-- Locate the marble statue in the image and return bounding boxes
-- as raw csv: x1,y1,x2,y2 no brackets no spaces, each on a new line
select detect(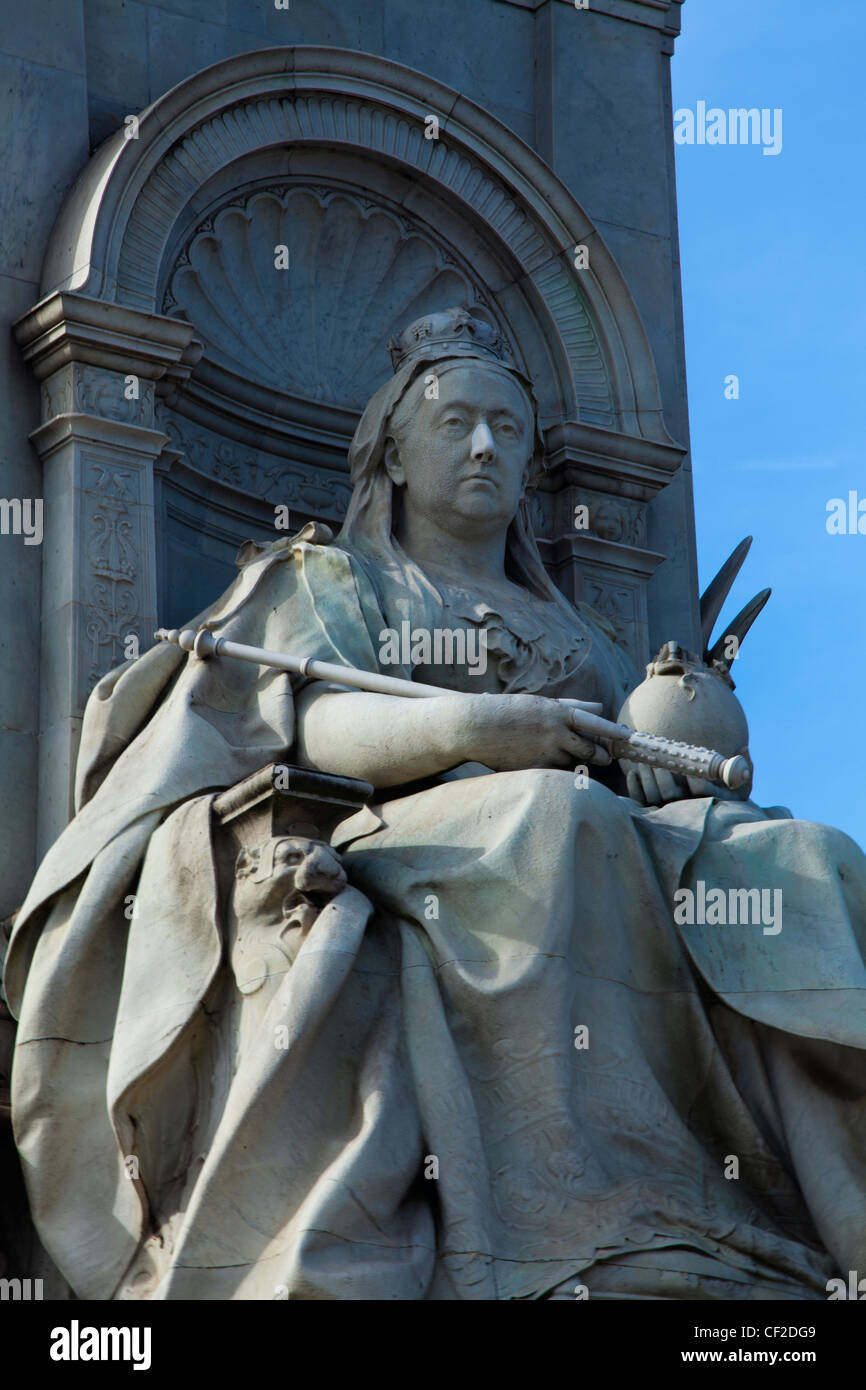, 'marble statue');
5,308,866,1301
